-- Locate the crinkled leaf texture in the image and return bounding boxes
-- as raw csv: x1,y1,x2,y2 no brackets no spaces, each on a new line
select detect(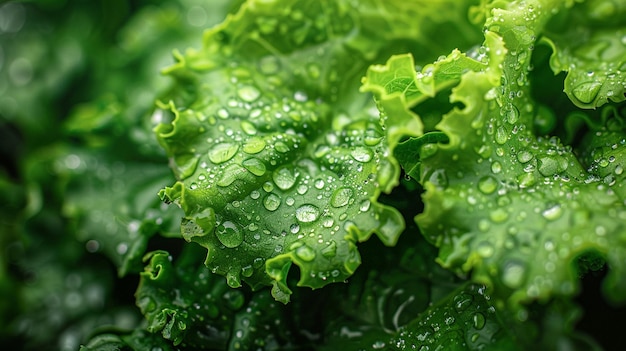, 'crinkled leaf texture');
541,0,626,108
155,0,482,303
136,245,292,349
363,0,626,314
